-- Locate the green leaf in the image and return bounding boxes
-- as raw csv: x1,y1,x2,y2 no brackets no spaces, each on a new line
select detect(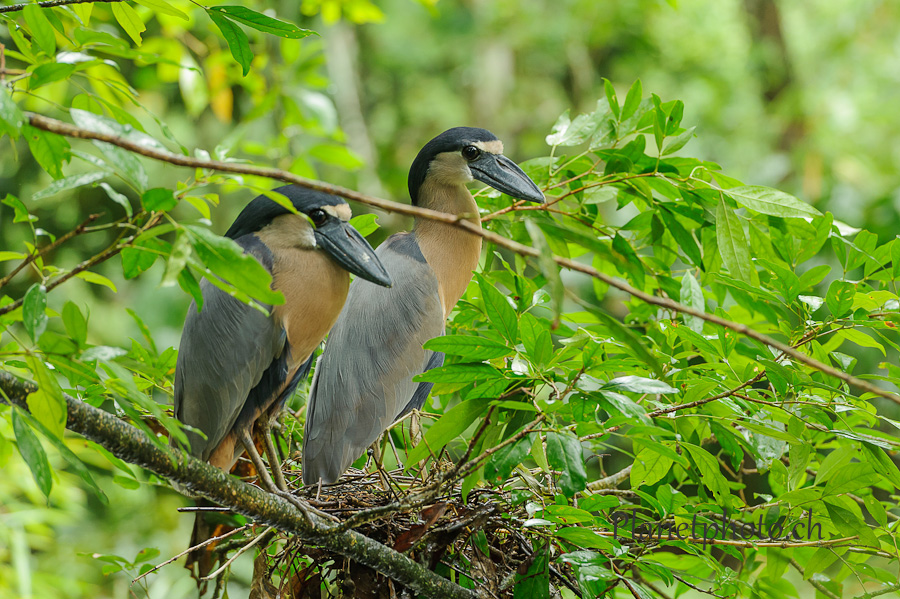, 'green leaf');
526,220,564,318
75,271,117,292
519,312,552,367
683,443,729,500
2,194,38,223
477,274,518,343
0,86,25,140
725,185,821,218
26,356,66,439
184,225,283,305
555,528,615,551
404,399,490,466
603,79,619,119
348,213,379,237
23,284,48,341
24,125,71,179
208,9,253,76
860,442,900,489
414,363,504,385
212,6,315,39
23,4,56,55
826,280,855,318
658,206,703,267
631,447,673,487
679,271,704,333
546,432,587,497
111,2,146,45
32,172,106,201
141,188,177,211
716,195,757,285
12,408,53,498
593,310,662,376
178,269,204,309
133,0,189,20
485,432,534,484
17,407,106,503
621,79,643,121
823,462,878,496
838,328,885,356
661,126,695,156
604,376,677,395
824,500,878,547
121,242,159,280
62,301,88,347
28,63,77,90
423,335,513,360
514,544,550,599
99,183,133,216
